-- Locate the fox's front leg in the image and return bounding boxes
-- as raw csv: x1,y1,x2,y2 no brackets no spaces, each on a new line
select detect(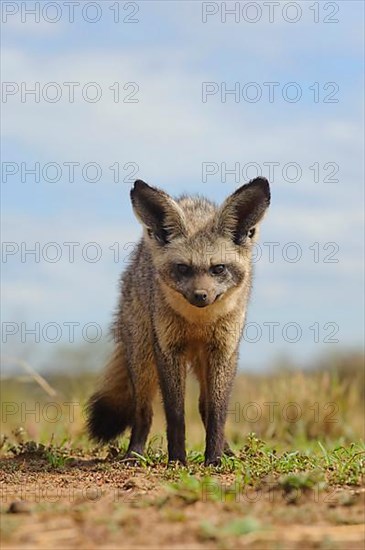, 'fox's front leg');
155,346,187,465
205,350,238,466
